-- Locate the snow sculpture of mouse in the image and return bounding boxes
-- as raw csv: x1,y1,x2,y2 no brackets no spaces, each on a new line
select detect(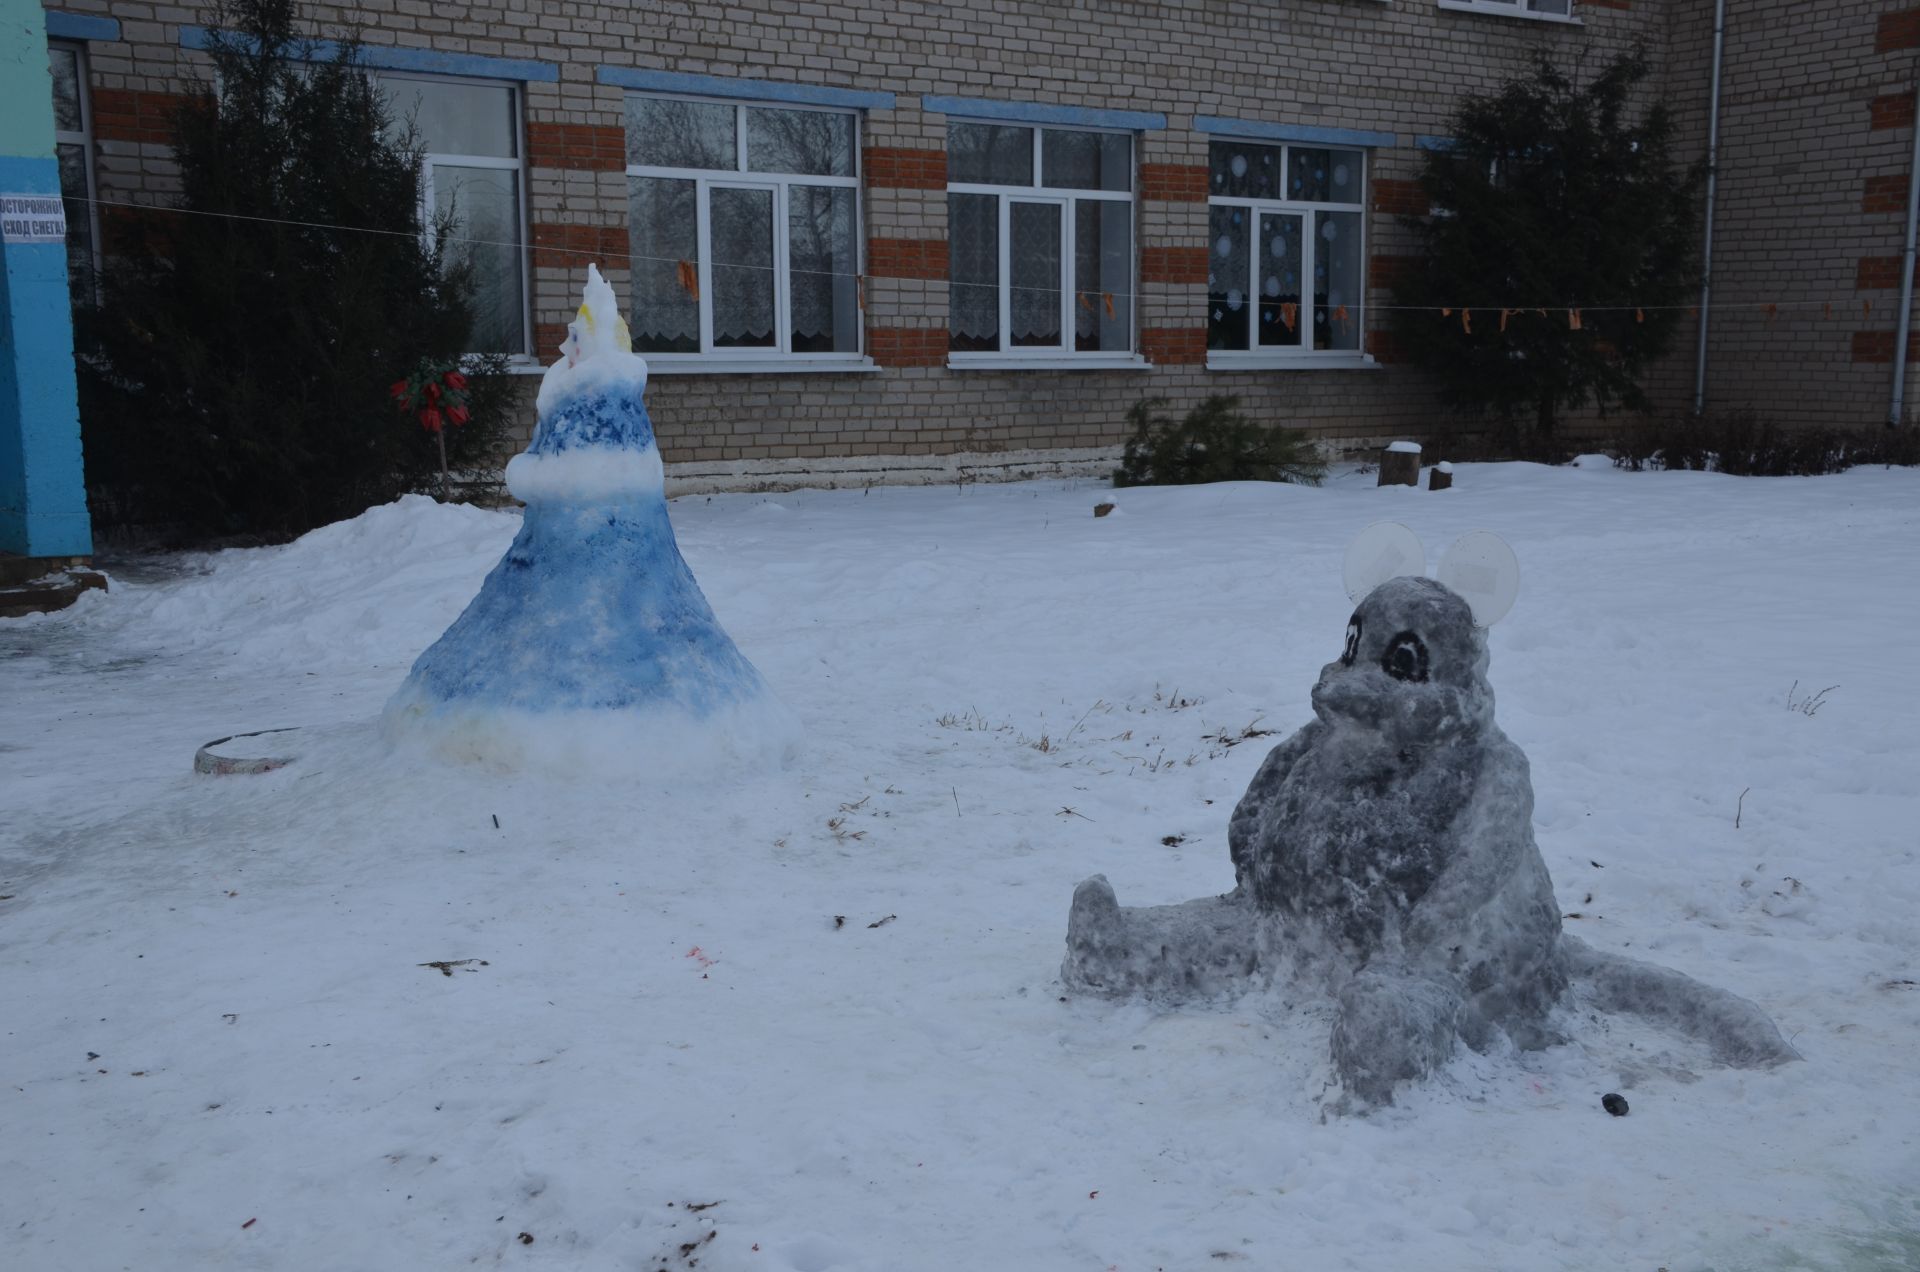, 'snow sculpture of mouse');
1063,525,1797,1106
